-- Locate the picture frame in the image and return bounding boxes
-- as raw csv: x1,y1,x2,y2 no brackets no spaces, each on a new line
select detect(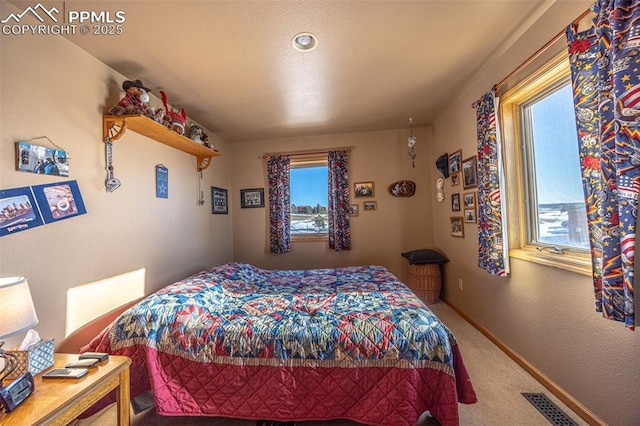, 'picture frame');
450,172,460,186
450,216,464,238
363,201,377,211
0,186,44,237
464,208,477,223
31,180,87,224
462,156,478,189
240,188,264,208
354,181,375,198
15,141,69,177
349,204,359,217
463,192,476,209
449,150,462,175
451,193,461,212
211,187,228,214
